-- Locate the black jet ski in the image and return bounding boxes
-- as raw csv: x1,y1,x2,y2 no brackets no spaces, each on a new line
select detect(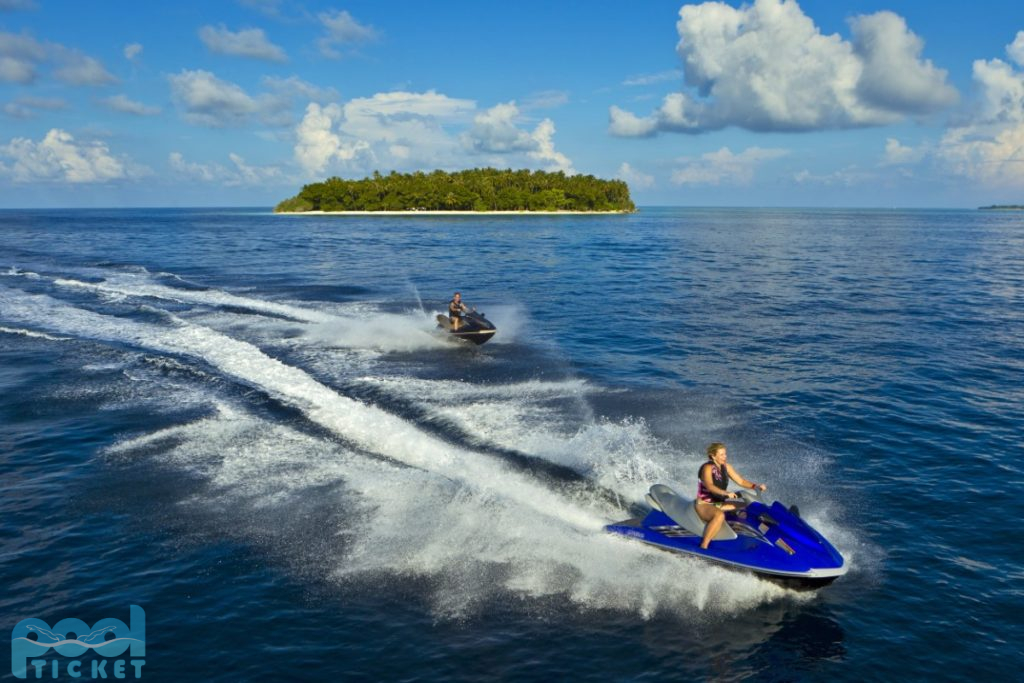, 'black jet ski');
435,309,497,345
